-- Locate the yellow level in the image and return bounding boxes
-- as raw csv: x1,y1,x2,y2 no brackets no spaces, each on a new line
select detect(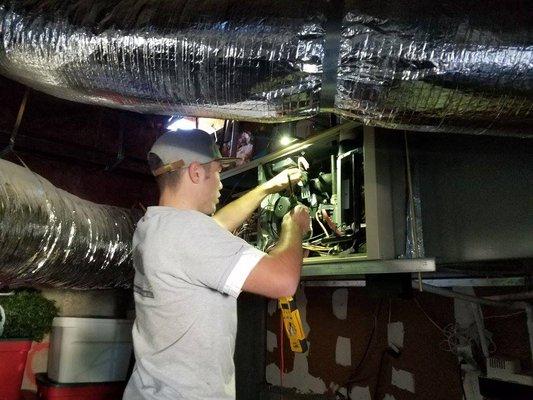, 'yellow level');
278,296,308,353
